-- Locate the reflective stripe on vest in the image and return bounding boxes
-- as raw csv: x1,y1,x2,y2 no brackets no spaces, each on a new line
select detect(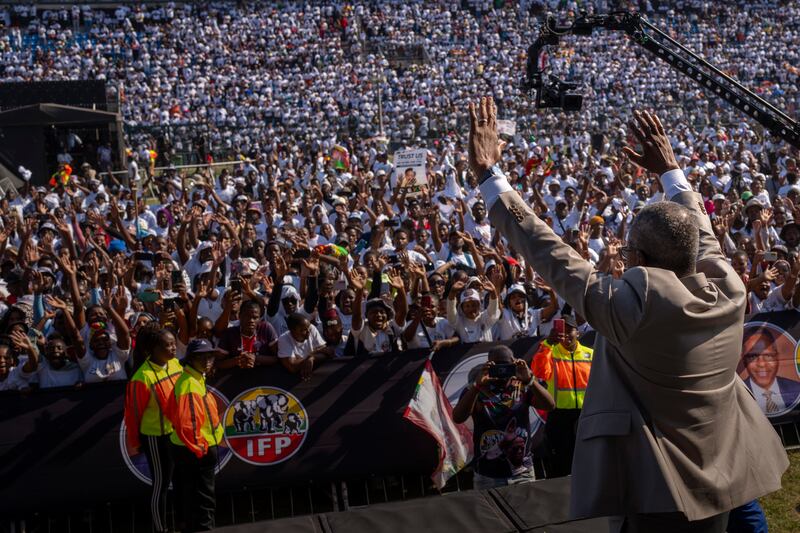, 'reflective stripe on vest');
170,366,223,448
130,358,182,436
545,342,593,410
